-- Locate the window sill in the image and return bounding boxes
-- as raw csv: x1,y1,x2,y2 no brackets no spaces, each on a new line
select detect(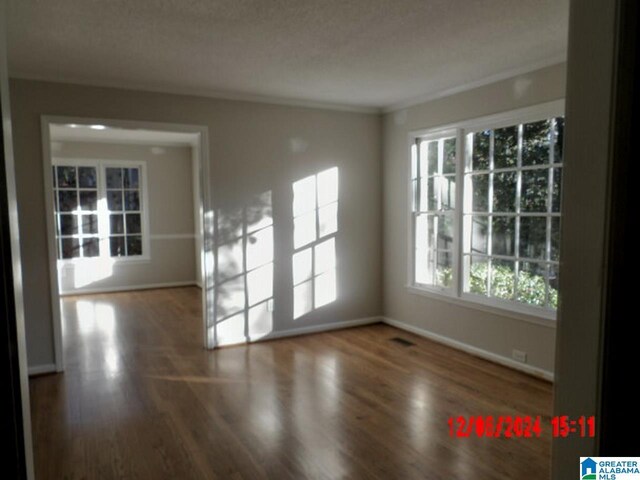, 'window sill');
406,284,557,327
